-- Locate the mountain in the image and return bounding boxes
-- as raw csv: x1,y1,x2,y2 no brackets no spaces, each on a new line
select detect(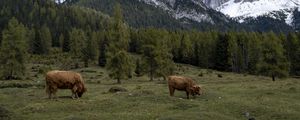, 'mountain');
140,0,228,24
61,0,296,32
293,9,300,31
69,0,240,31
202,0,229,9
203,0,300,25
